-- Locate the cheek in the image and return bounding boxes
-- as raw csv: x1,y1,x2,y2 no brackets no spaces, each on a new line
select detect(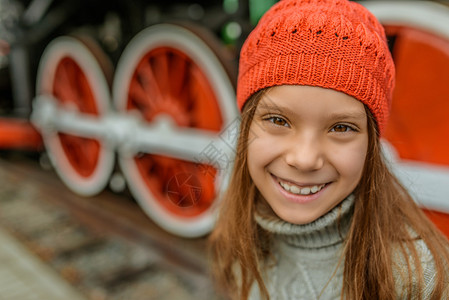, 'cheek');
246,124,279,176
330,139,368,181
247,126,266,172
